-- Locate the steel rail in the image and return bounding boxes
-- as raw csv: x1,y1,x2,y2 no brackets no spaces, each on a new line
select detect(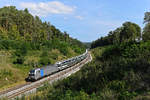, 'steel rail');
0,52,92,99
